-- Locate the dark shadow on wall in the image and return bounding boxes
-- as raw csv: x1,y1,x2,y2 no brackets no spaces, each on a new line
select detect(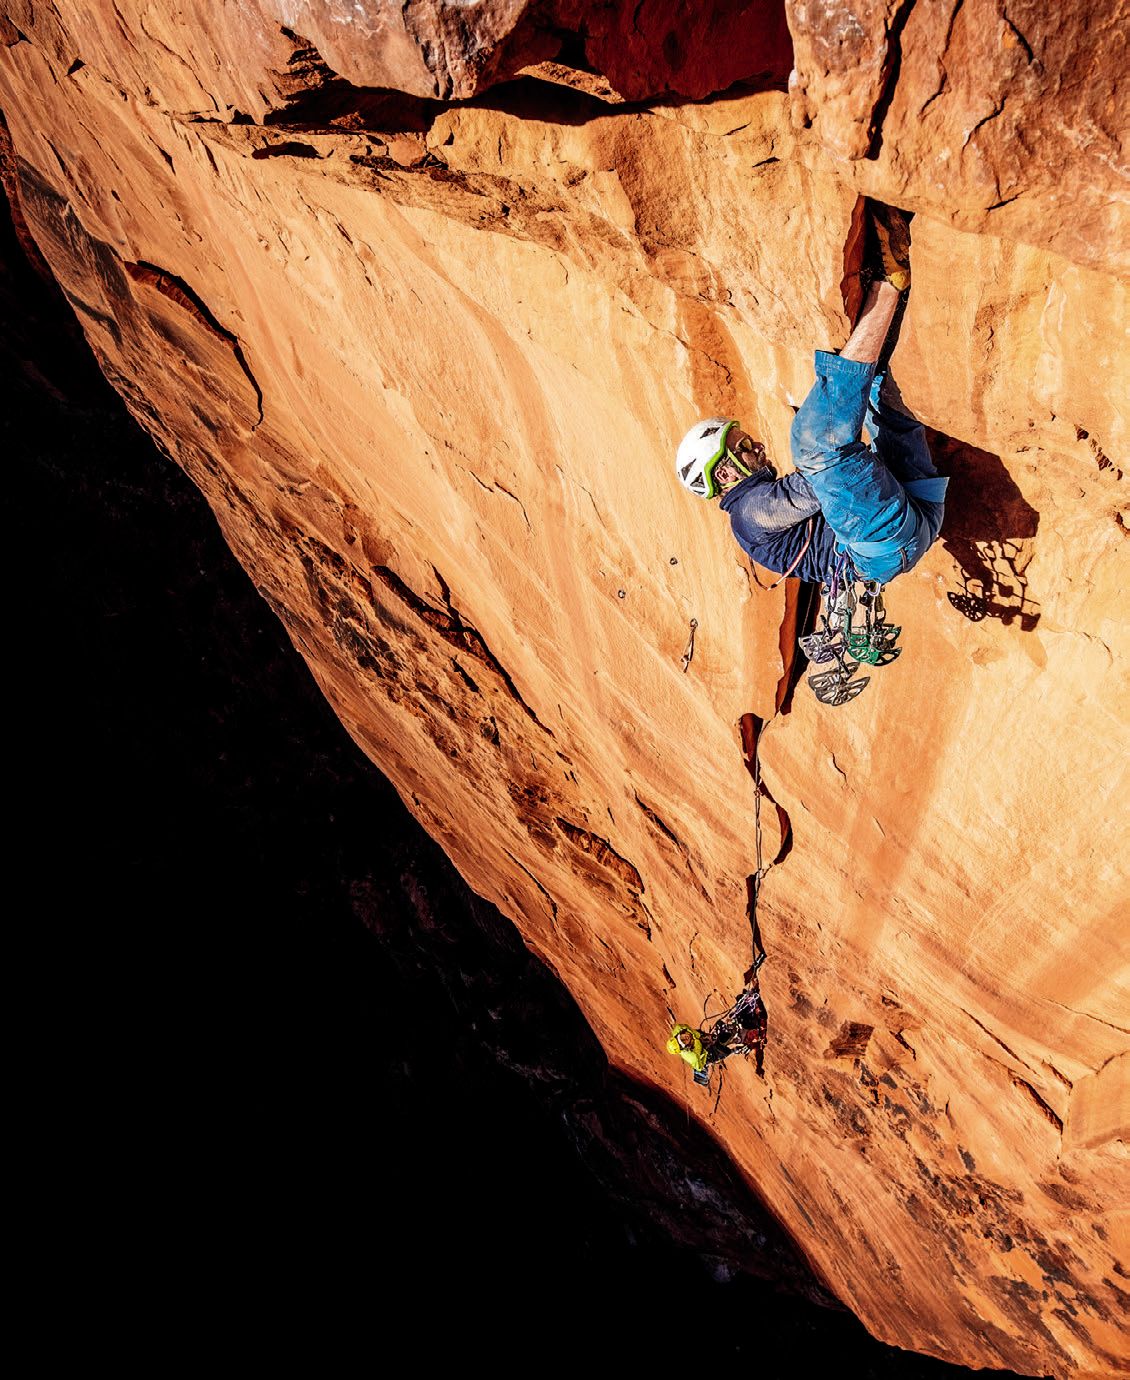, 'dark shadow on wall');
263,67,789,140
535,0,795,104
262,3,793,135
0,166,821,1364
927,429,1042,633
776,578,824,715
